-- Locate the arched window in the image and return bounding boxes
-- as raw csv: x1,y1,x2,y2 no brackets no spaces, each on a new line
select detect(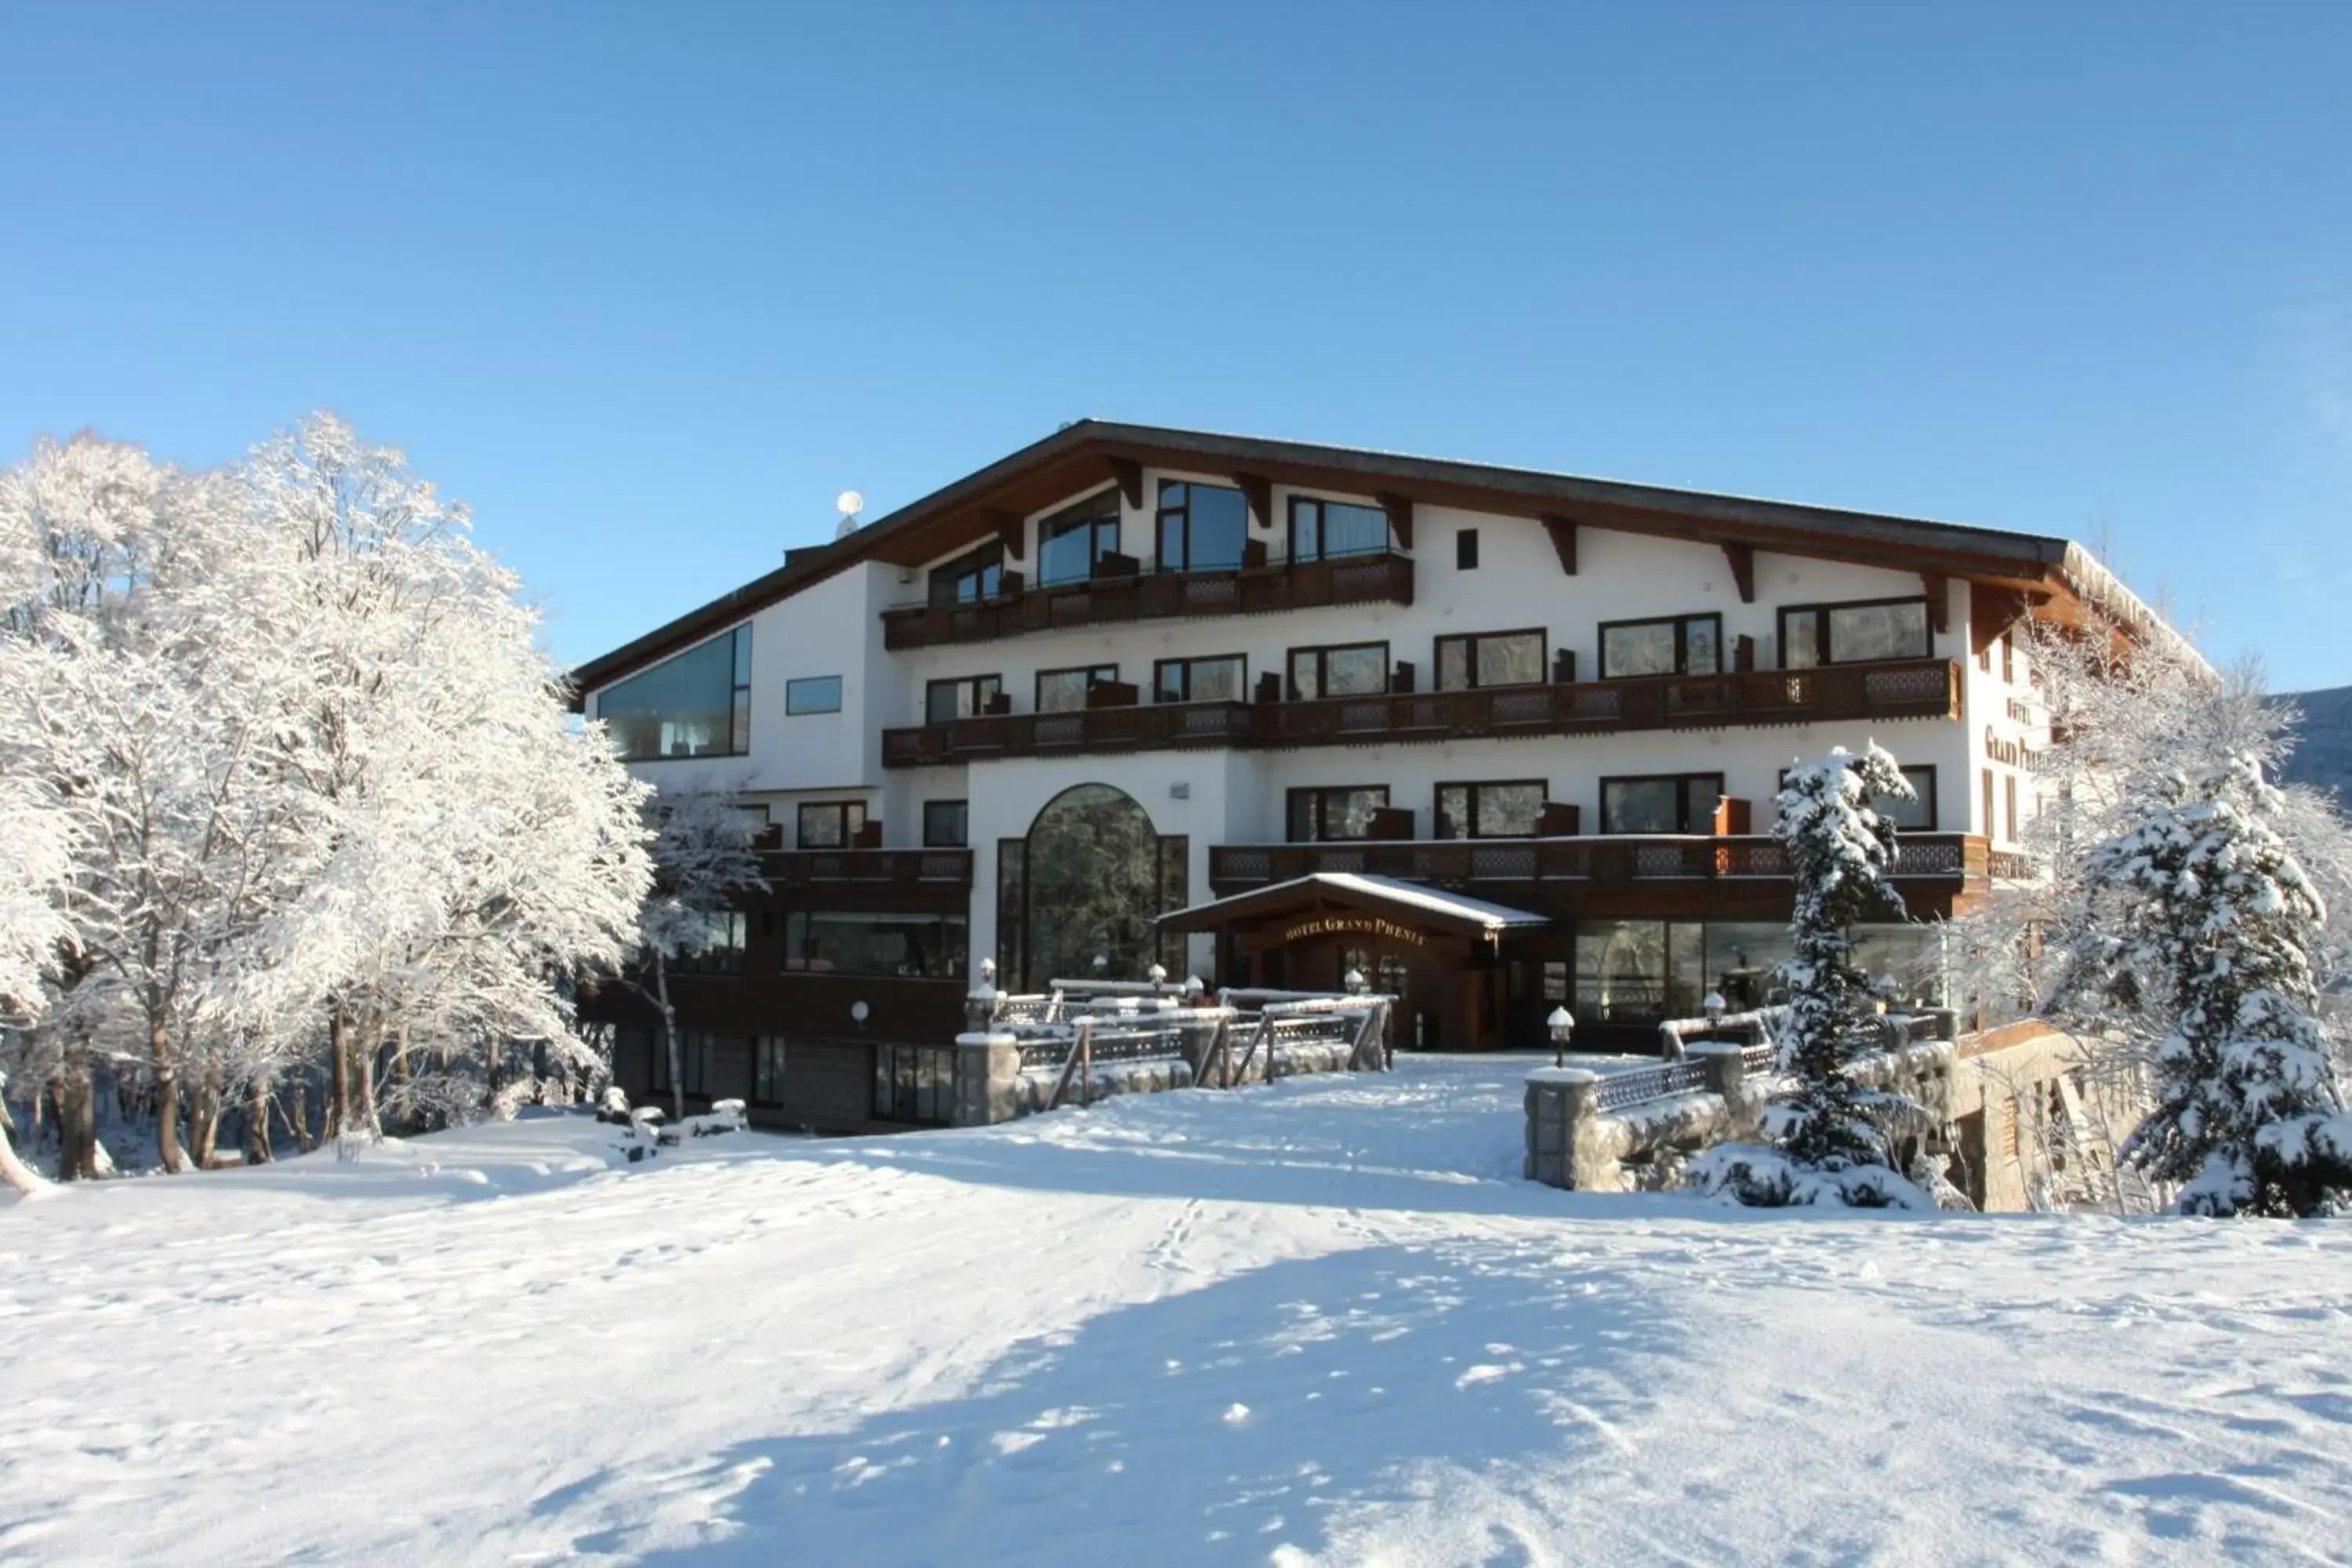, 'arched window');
997,784,1187,989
